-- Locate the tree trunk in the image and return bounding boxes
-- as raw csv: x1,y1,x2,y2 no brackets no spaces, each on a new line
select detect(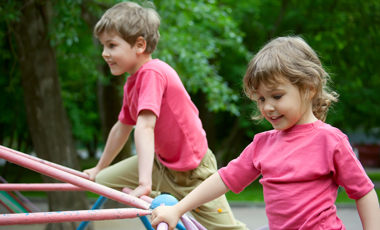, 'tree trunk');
12,1,91,229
